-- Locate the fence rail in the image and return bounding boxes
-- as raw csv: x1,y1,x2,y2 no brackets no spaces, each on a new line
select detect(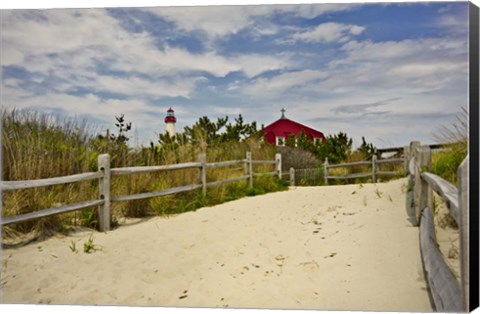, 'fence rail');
405,141,469,312
324,155,404,185
0,171,103,191
1,152,282,231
